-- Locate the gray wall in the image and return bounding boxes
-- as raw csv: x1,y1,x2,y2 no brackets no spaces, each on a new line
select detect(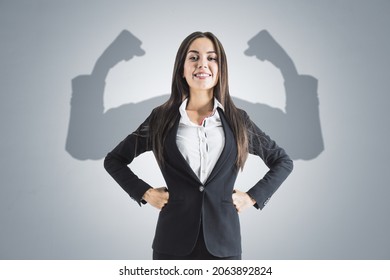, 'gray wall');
1,0,389,259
